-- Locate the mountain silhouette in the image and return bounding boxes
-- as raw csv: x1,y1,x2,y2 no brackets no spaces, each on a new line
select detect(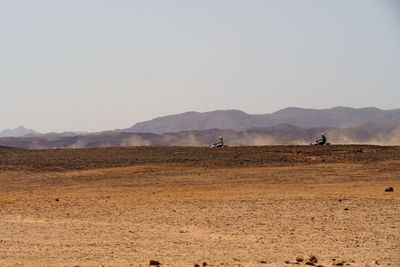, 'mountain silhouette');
2,107,400,148
0,126,39,138
126,107,400,134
